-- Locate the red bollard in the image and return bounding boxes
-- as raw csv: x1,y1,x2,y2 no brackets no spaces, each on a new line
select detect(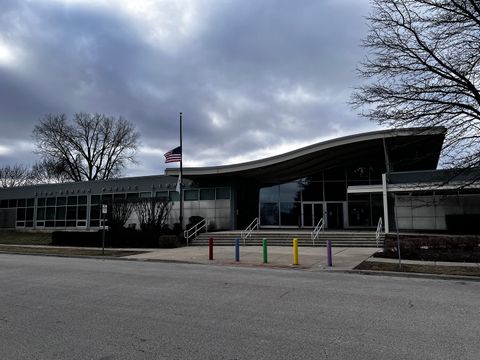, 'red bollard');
208,237,214,260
